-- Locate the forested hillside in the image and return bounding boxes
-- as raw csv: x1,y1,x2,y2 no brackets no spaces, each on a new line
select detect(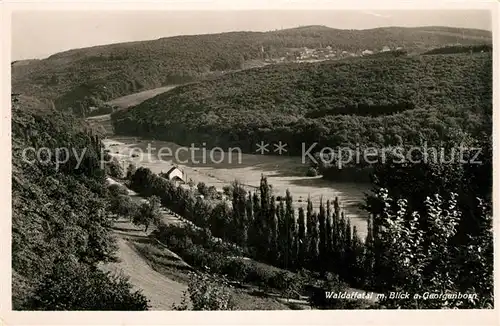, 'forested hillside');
112,52,492,154
12,26,491,116
12,95,149,310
